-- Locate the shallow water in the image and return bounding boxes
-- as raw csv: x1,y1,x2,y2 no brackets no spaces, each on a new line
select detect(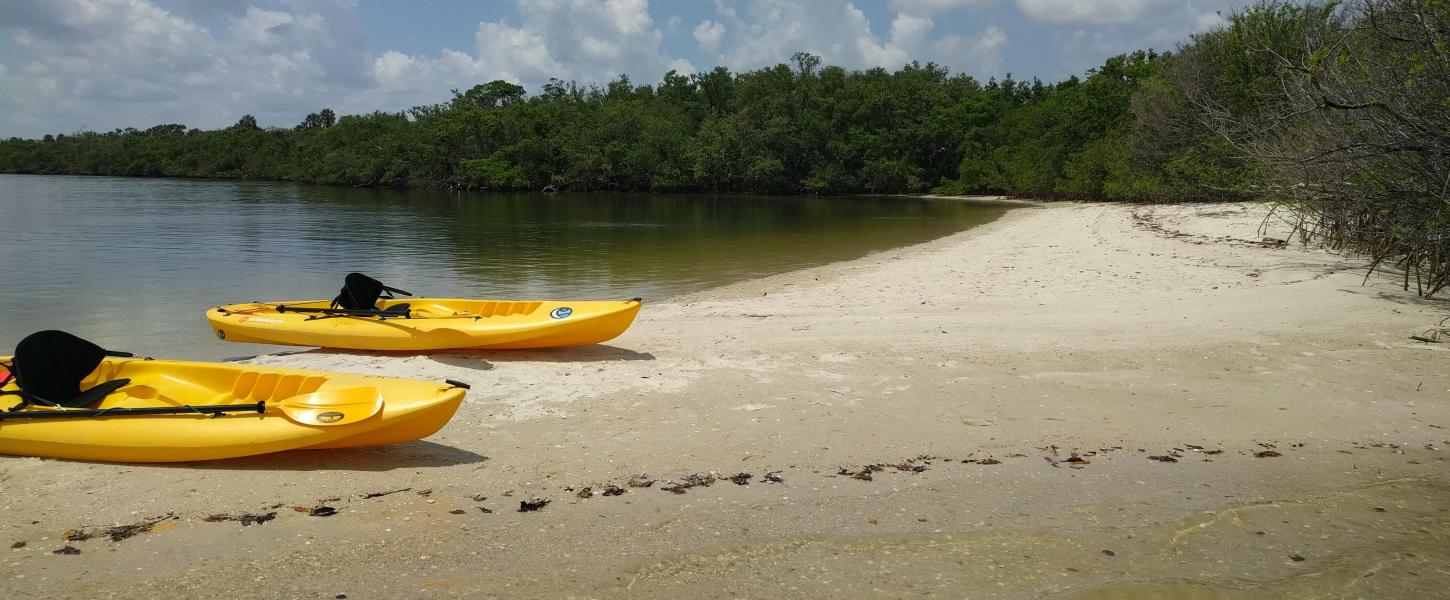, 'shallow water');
0,174,1005,359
